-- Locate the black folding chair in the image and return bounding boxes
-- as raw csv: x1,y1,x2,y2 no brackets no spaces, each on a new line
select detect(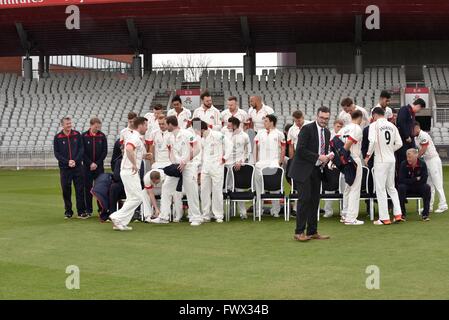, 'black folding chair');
258,167,286,222
318,169,343,221
227,164,256,222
